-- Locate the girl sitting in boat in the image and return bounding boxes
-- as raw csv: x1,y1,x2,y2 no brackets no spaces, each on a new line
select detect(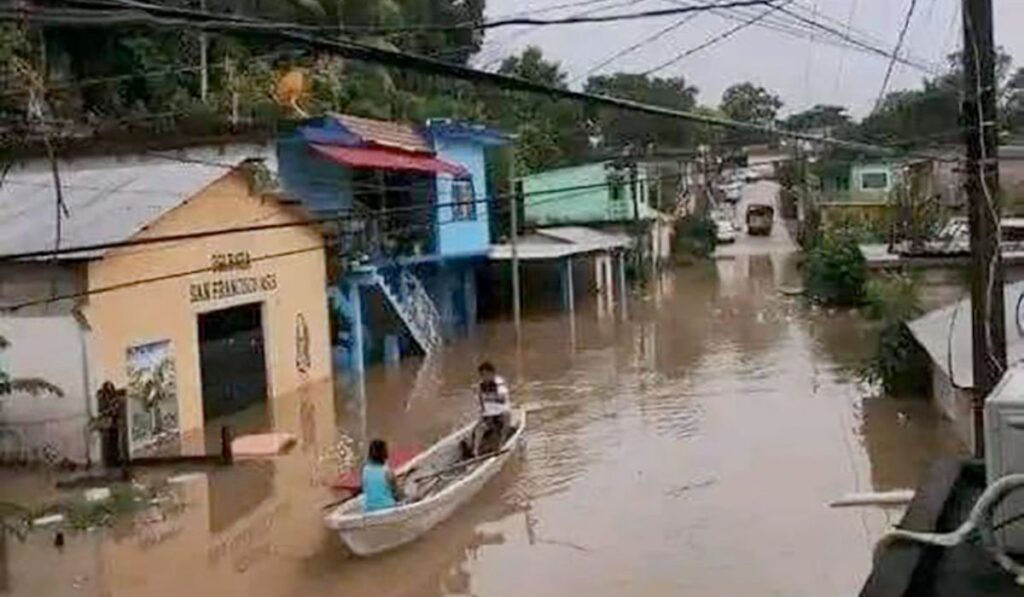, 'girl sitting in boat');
363,439,405,512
